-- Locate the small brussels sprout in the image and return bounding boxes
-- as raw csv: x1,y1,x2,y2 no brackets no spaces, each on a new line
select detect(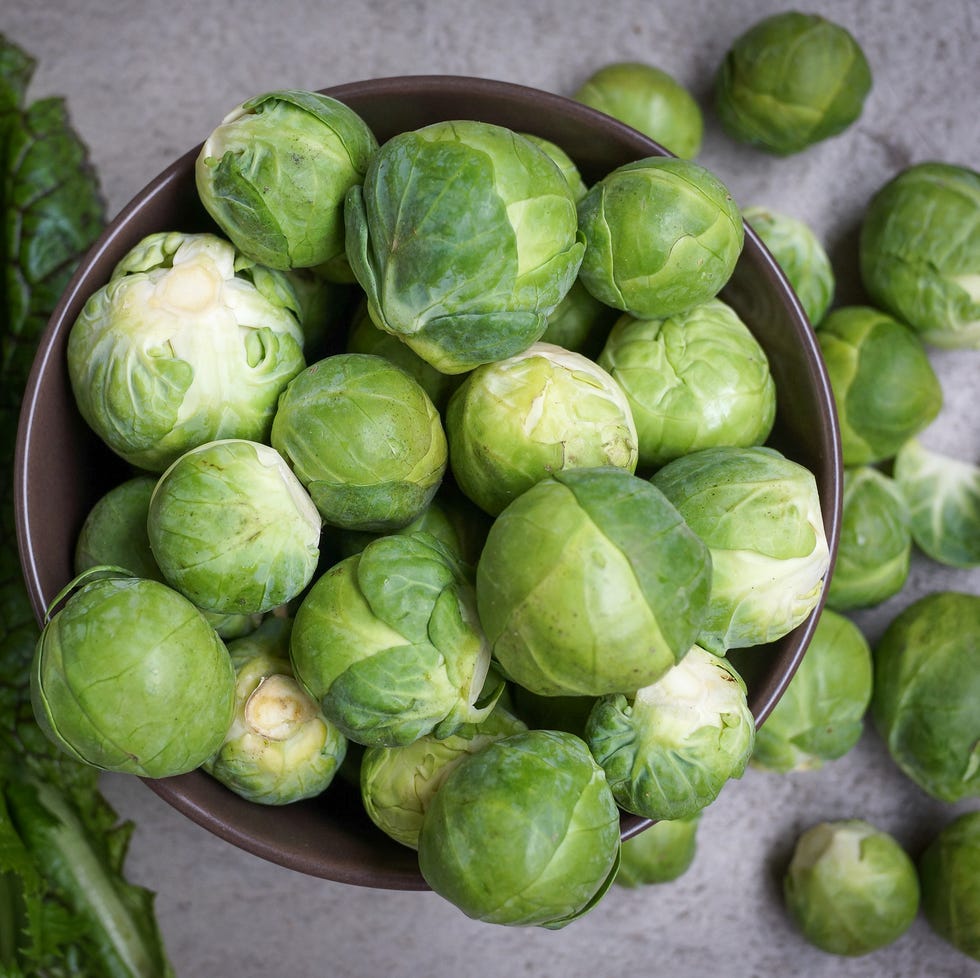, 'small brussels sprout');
919,811,980,962
539,278,618,359
826,466,911,611
345,120,585,374
871,591,980,802
577,157,743,320
30,571,236,777
271,353,447,532
651,446,830,654
714,12,872,156
894,439,980,569
476,467,711,697
616,815,701,888
67,232,306,472
446,342,639,516
195,89,378,273
597,299,776,468
147,439,322,616
859,162,980,349
742,206,835,324
417,729,621,929
573,61,704,159
751,609,872,773
521,134,589,201
783,820,920,956
817,306,942,466
586,646,755,821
